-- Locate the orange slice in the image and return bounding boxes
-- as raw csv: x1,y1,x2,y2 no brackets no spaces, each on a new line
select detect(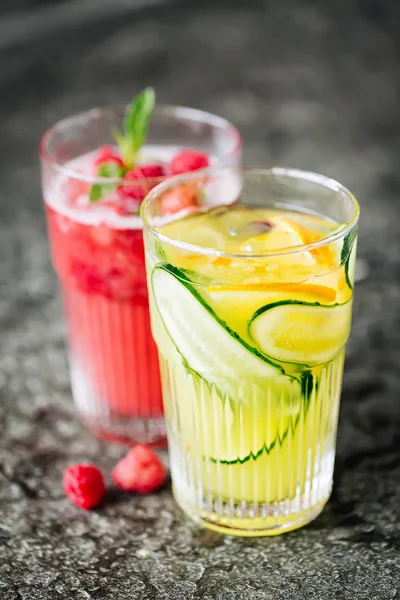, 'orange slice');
208,282,337,302
286,221,335,267
212,257,232,267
